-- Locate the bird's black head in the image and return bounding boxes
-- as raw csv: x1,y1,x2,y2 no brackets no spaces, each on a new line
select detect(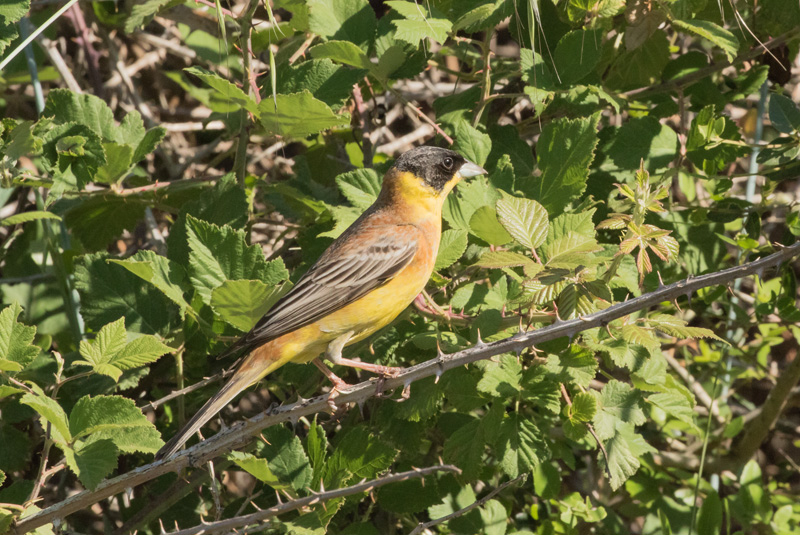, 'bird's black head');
392,146,486,191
